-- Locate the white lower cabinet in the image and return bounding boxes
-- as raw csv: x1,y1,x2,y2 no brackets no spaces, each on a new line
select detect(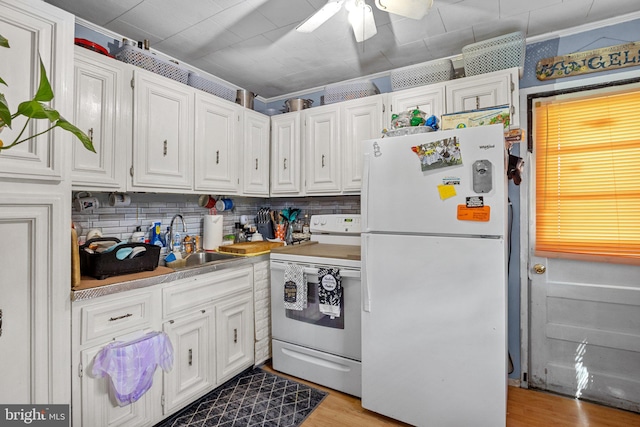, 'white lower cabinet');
72,265,255,427
80,344,158,427
216,293,254,384
163,308,215,414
